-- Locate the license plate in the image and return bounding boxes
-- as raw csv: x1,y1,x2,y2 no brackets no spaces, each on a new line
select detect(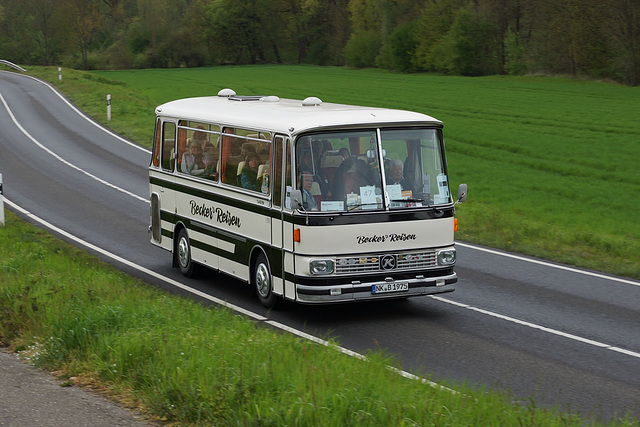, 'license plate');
372,282,409,294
